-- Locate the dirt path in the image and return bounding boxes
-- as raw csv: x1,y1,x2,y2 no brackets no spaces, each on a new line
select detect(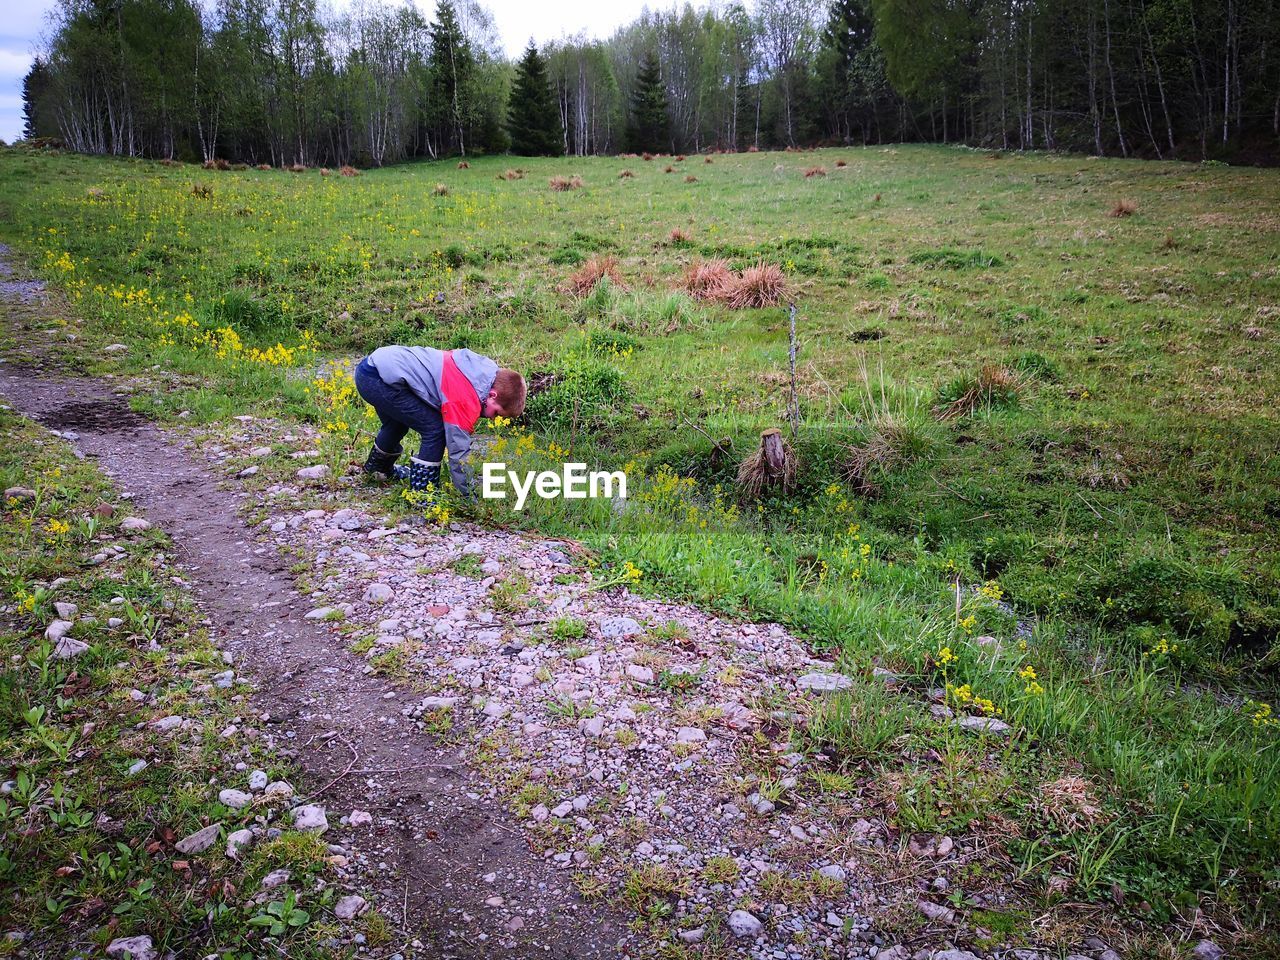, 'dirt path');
0,254,628,959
